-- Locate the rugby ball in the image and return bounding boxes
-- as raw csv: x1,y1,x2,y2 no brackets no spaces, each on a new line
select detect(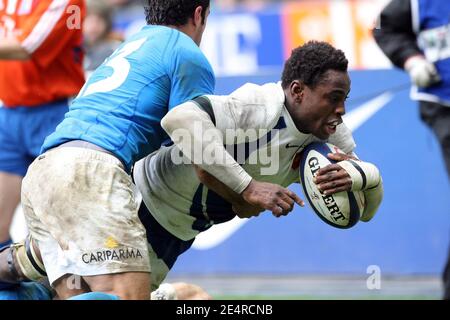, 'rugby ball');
299,142,364,229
